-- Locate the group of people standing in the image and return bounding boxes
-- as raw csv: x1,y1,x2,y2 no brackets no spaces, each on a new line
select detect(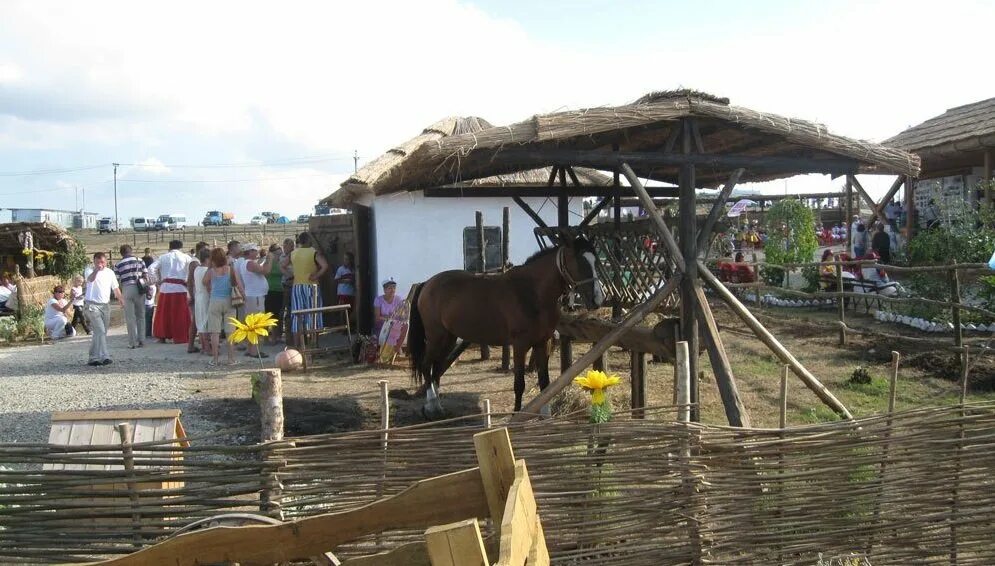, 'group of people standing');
849,215,901,264
44,231,345,368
